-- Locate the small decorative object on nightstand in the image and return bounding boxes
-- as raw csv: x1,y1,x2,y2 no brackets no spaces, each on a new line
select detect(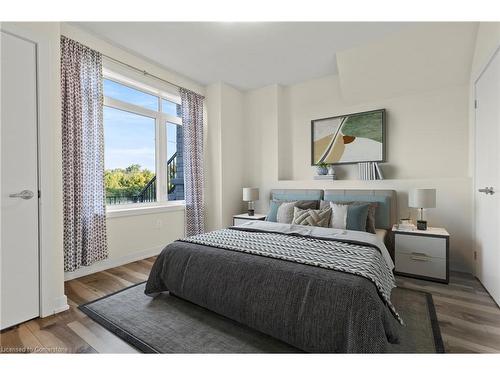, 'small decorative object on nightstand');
393,225,449,284
233,213,266,226
398,218,415,231
242,187,259,216
409,188,436,230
